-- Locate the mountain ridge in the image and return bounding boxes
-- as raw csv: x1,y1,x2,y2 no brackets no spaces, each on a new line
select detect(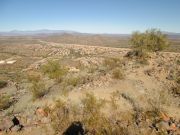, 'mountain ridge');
0,30,180,38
